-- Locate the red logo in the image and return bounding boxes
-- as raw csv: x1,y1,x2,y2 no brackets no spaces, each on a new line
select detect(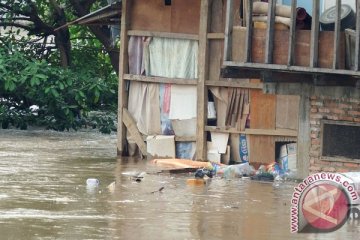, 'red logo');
301,183,350,232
